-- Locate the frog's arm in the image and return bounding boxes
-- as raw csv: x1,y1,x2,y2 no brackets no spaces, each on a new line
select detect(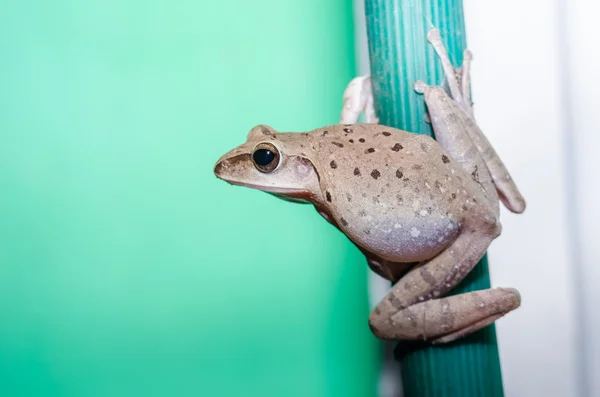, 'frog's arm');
462,117,526,213
426,28,526,214
340,75,378,124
